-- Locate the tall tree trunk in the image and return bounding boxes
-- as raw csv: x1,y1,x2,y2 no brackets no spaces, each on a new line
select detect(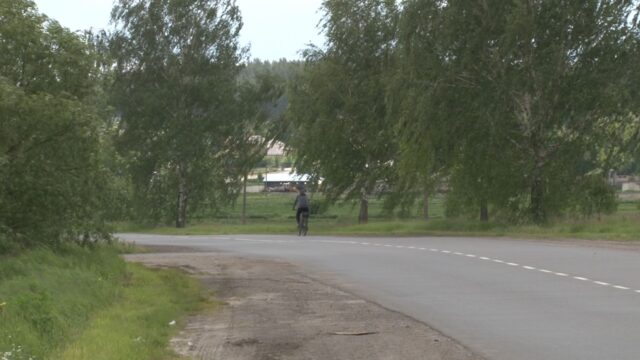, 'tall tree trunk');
176,165,188,228
242,173,248,225
423,190,430,221
358,195,369,224
530,172,546,224
480,198,489,222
